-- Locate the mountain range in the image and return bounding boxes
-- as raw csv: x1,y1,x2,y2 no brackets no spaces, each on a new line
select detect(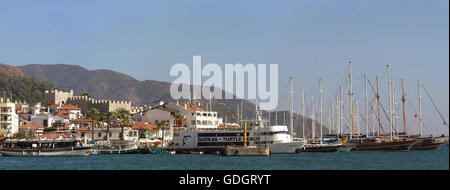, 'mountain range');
0,63,327,137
